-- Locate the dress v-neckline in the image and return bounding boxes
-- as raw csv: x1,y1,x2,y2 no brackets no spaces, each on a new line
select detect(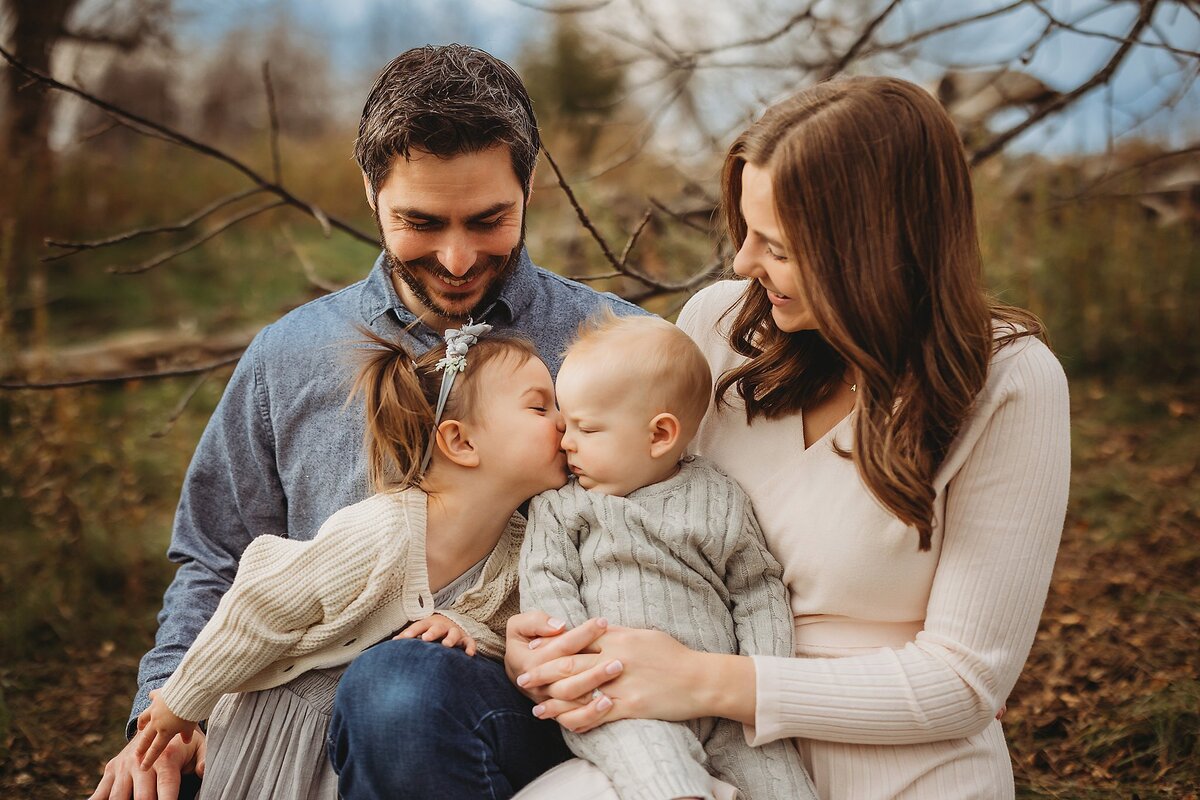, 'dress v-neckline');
800,409,853,452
